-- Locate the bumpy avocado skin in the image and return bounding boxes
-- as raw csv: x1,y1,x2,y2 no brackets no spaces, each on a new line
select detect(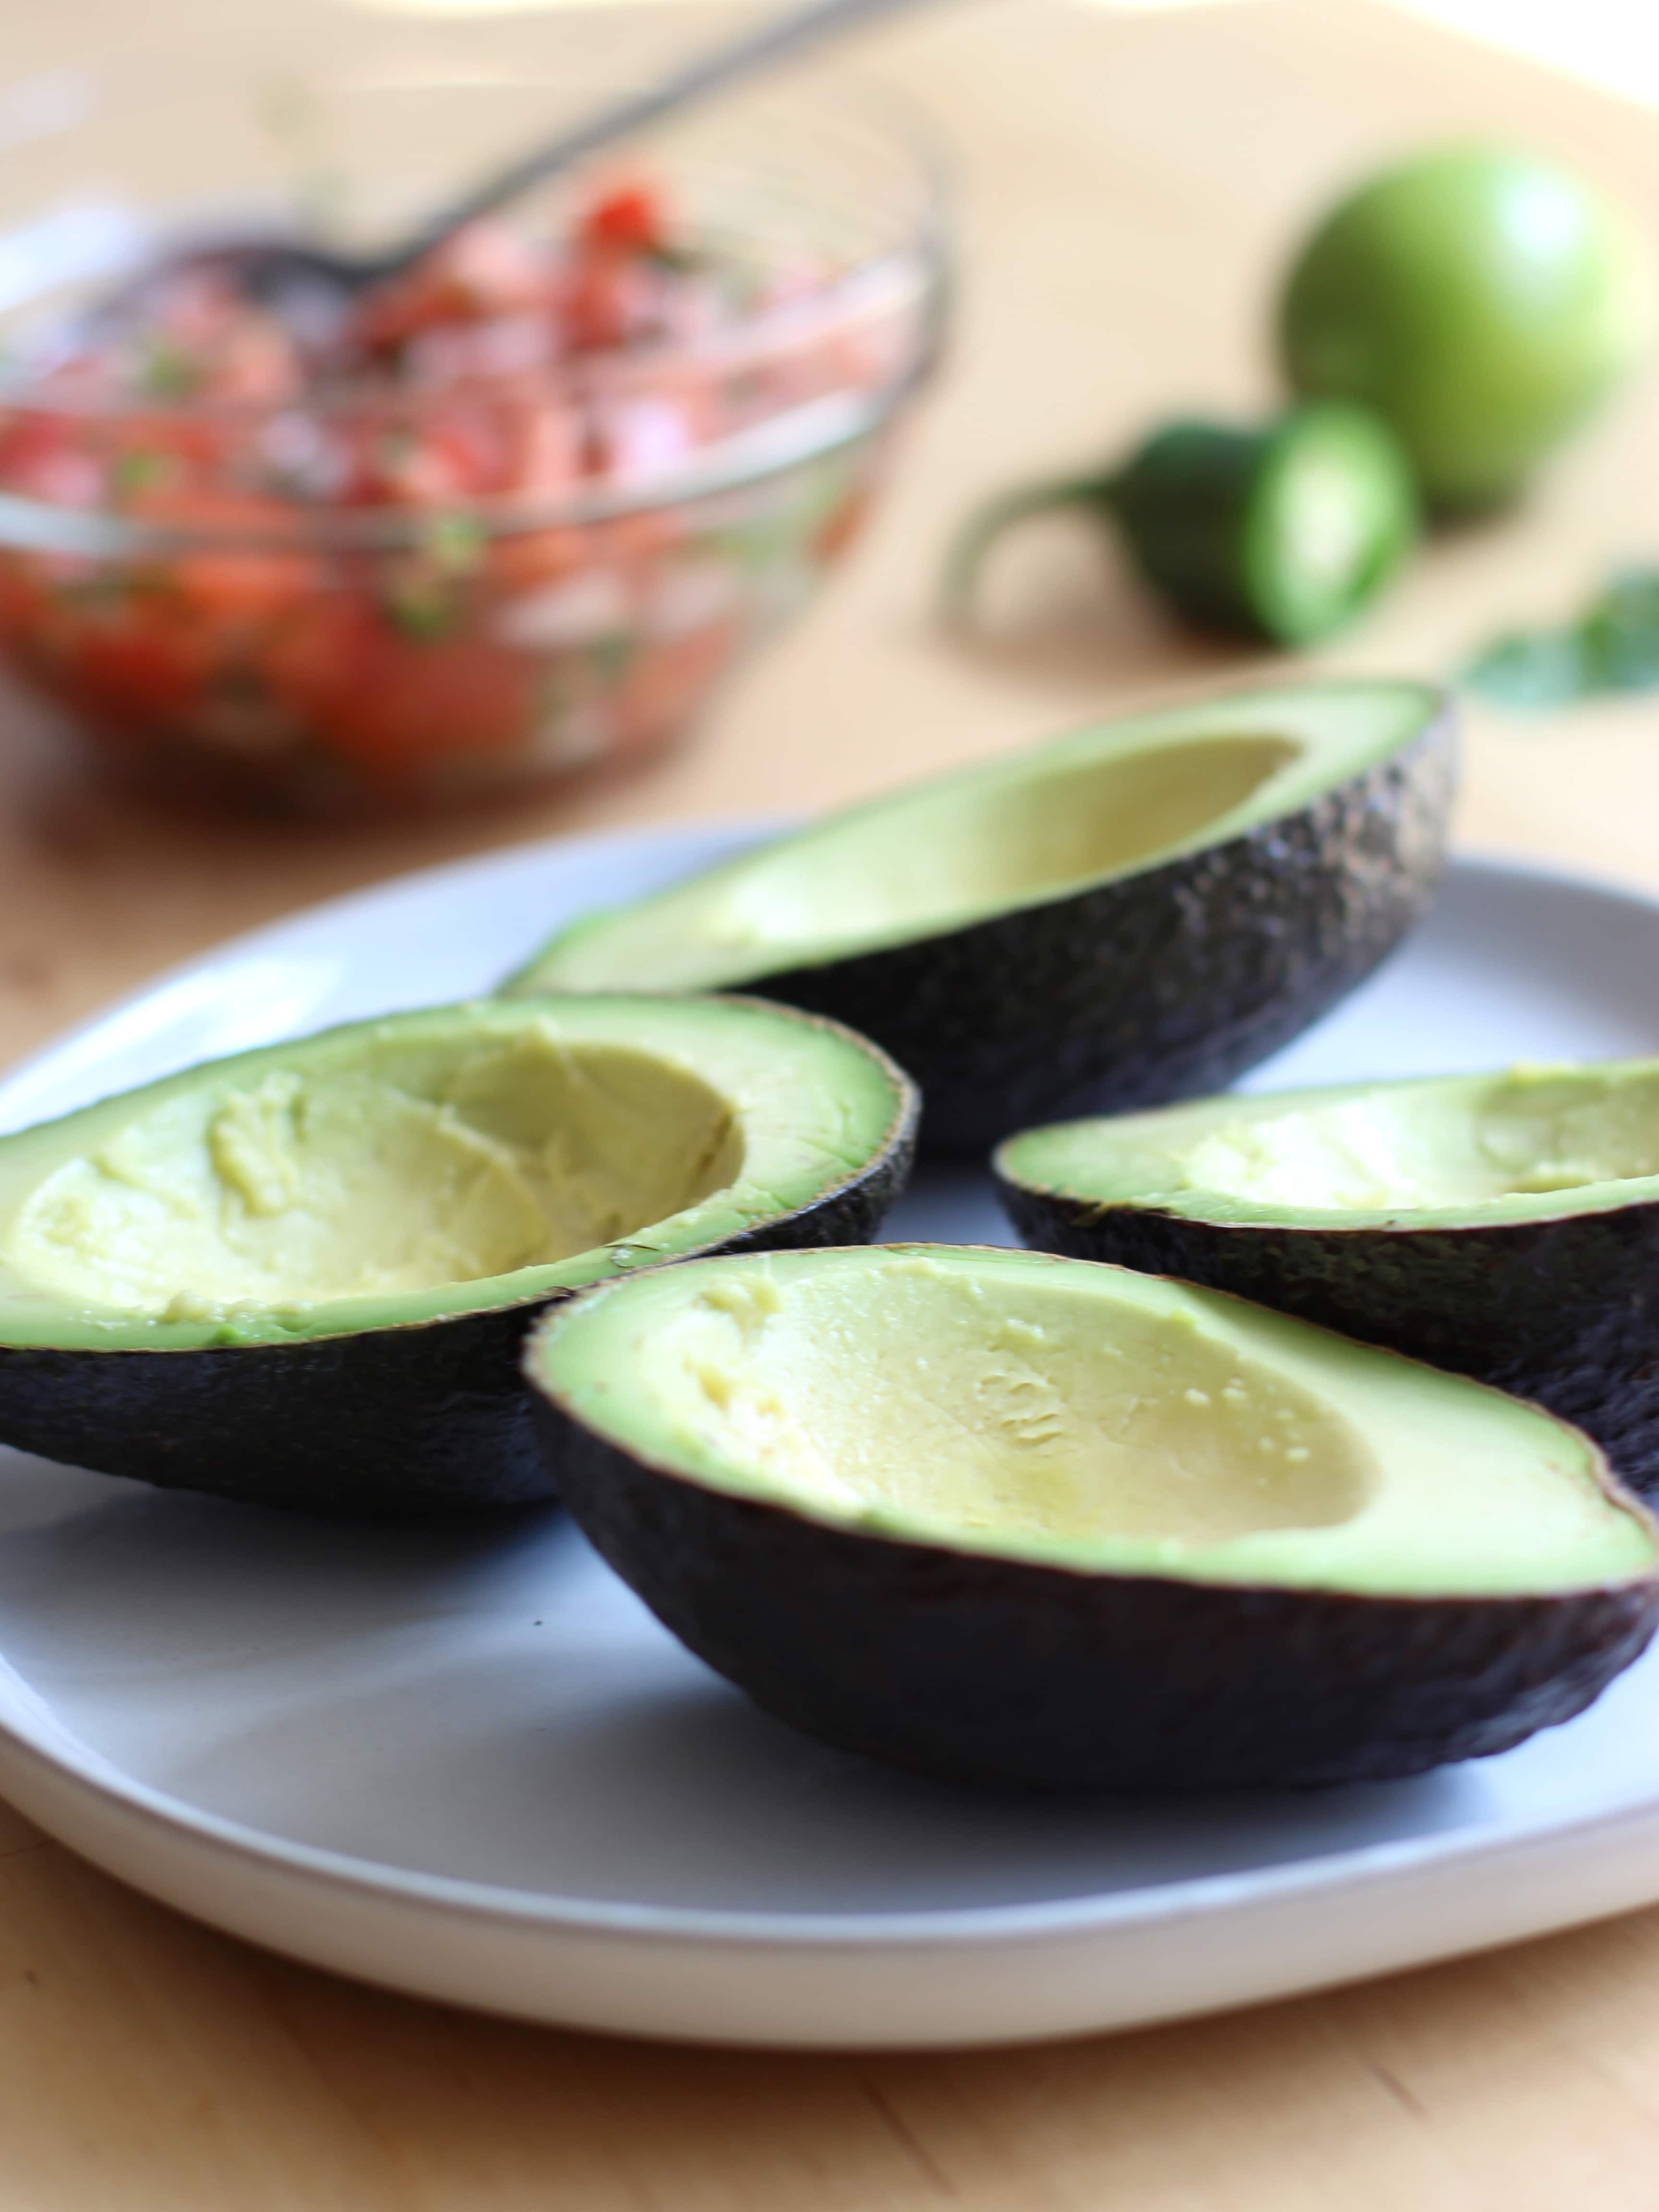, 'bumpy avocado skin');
0,1121,915,1517
535,1397,1658,1791
737,711,1455,1157
998,1185,1659,1499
